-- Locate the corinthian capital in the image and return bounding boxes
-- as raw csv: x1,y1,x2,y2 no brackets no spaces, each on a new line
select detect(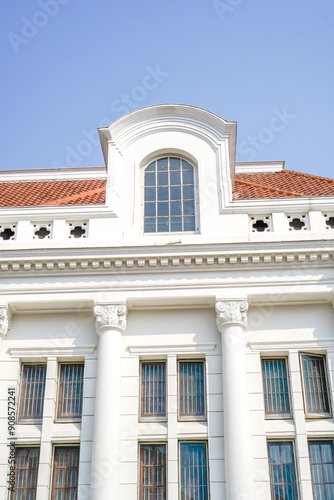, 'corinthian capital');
0,306,12,336
215,300,248,330
93,304,127,334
